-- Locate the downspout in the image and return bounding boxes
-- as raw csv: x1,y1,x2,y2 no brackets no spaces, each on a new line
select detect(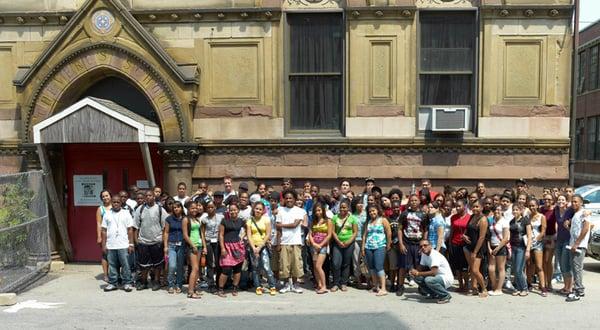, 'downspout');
569,0,580,186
